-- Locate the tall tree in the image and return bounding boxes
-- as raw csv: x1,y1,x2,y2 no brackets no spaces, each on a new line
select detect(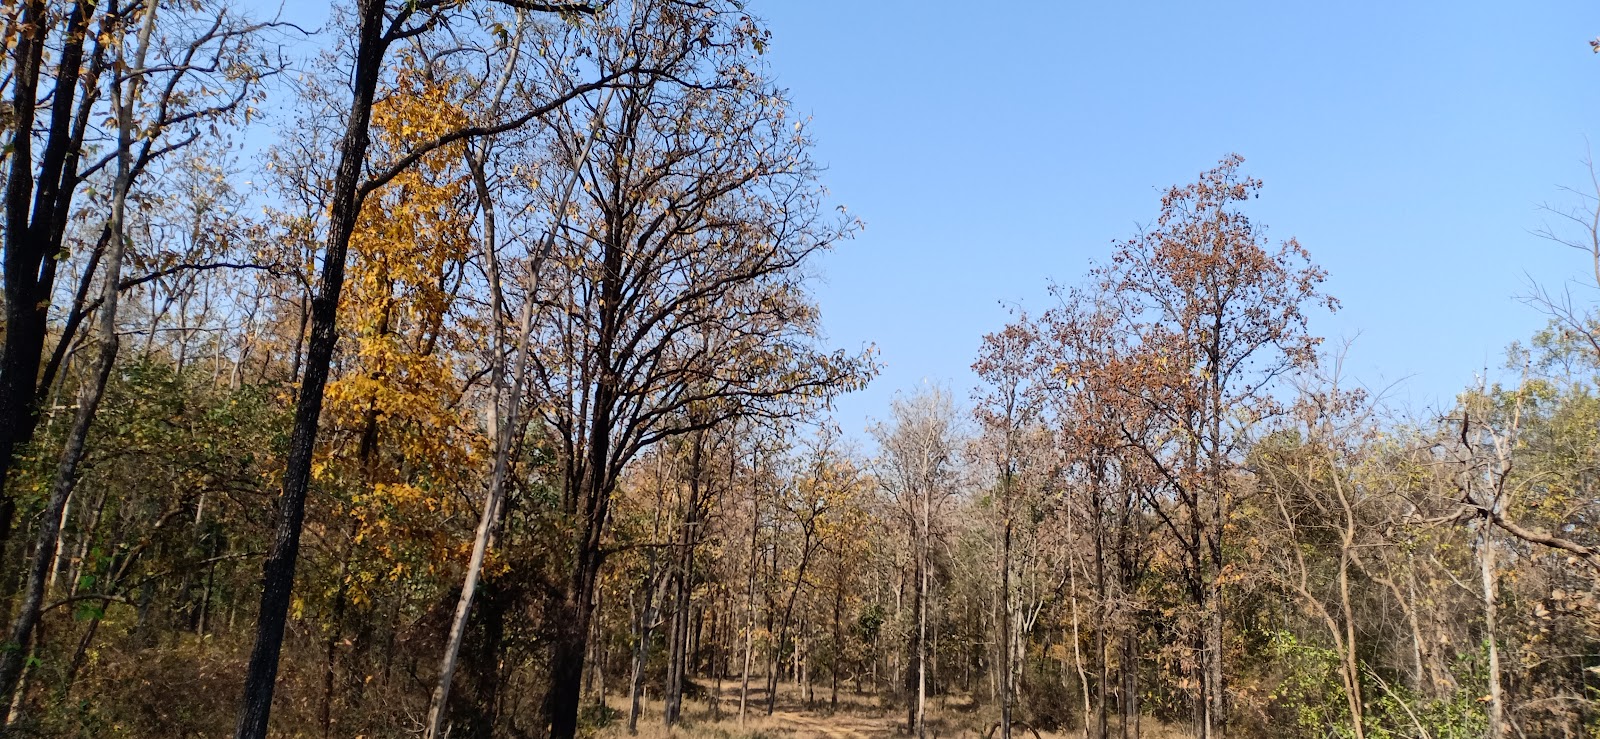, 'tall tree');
1095,155,1332,738
874,387,963,739
518,3,870,735
0,0,279,551
231,3,621,736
